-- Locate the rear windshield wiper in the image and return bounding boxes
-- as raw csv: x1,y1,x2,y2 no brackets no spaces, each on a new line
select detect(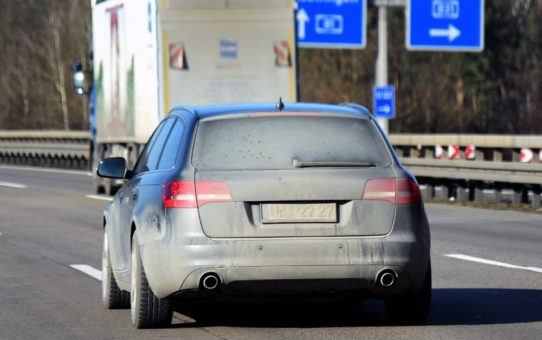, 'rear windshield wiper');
293,159,376,168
